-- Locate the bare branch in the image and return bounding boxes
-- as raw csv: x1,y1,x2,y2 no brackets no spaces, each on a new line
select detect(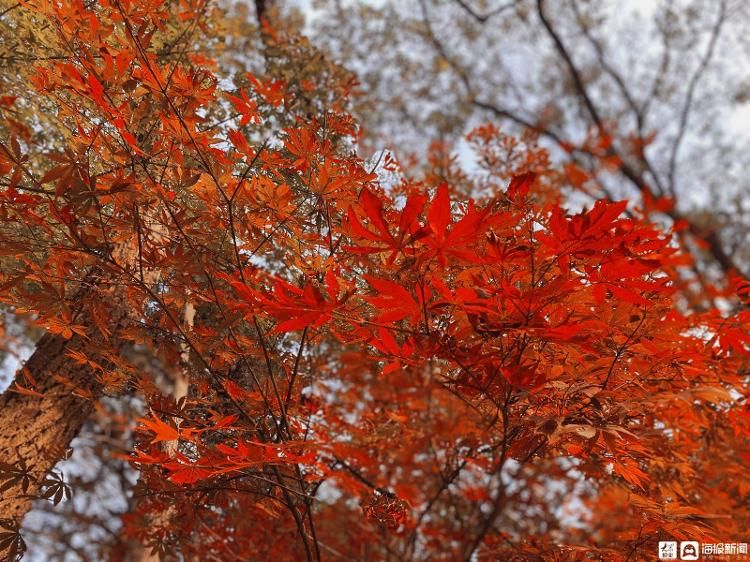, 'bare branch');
451,0,516,23
419,0,473,94
568,0,666,195
666,0,726,195
640,0,674,120
536,0,604,129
